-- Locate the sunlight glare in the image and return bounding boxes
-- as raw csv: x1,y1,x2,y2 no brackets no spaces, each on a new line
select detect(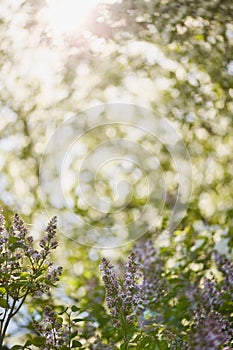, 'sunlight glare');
45,0,100,34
